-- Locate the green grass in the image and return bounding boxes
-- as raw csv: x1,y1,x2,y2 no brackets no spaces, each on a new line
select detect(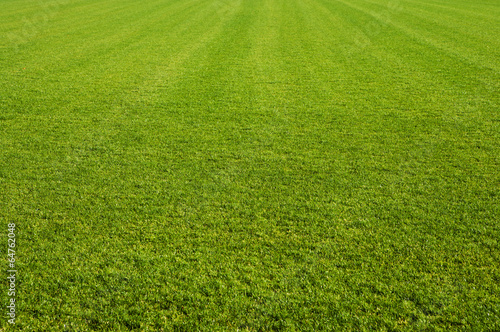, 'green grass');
0,0,499,330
